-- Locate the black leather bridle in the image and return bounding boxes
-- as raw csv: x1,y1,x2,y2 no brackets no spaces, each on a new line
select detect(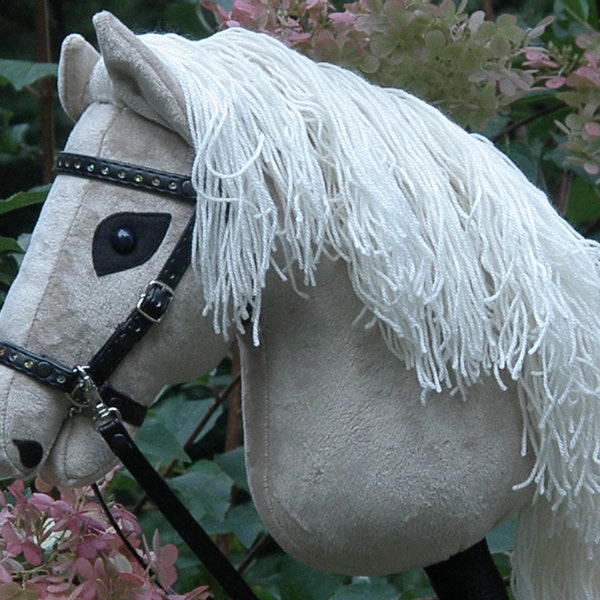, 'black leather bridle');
0,152,259,600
